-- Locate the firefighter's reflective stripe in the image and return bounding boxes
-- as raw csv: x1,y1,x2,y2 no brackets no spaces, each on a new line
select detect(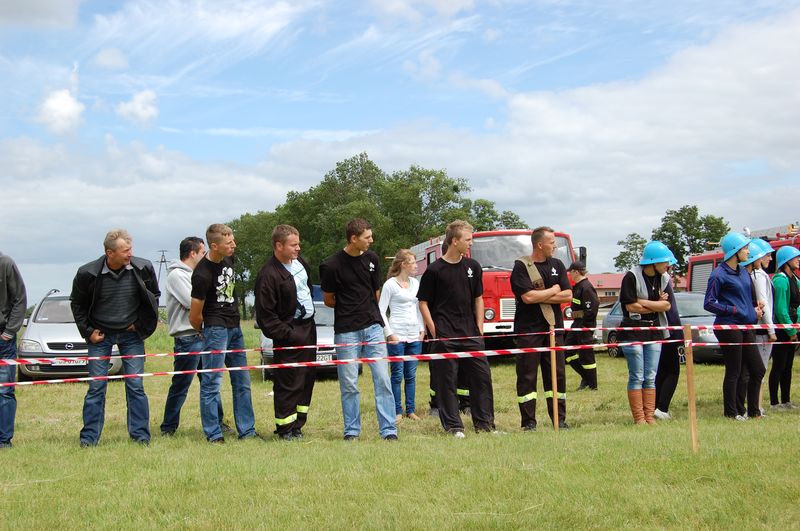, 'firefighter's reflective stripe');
457,388,470,396
565,353,580,363
517,391,537,403
582,363,597,370
544,390,567,400
275,413,298,425
296,405,309,414
429,388,436,397
572,298,581,305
